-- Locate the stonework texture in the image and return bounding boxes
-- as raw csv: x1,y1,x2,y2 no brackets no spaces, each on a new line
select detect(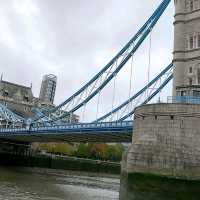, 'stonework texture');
173,0,200,95
122,103,200,180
